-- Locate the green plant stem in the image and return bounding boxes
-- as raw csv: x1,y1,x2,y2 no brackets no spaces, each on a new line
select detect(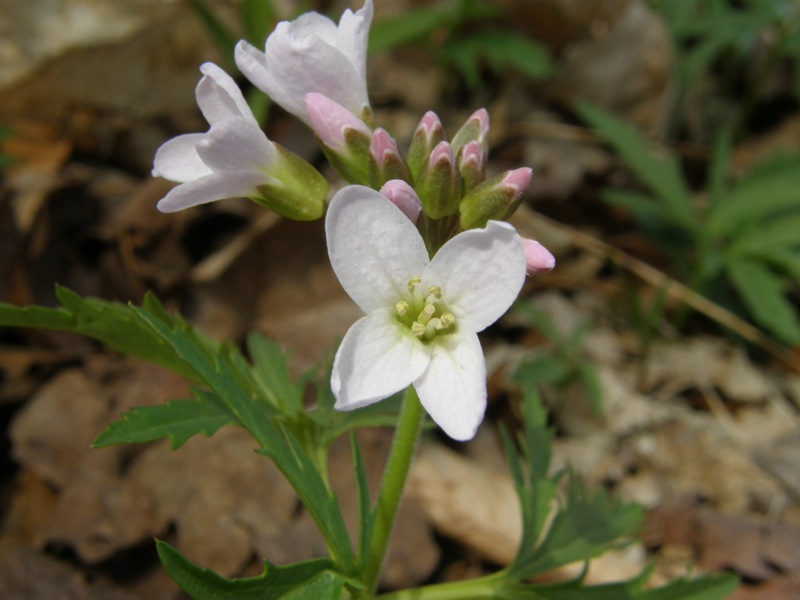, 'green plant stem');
360,386,426,596
377,570,508,600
